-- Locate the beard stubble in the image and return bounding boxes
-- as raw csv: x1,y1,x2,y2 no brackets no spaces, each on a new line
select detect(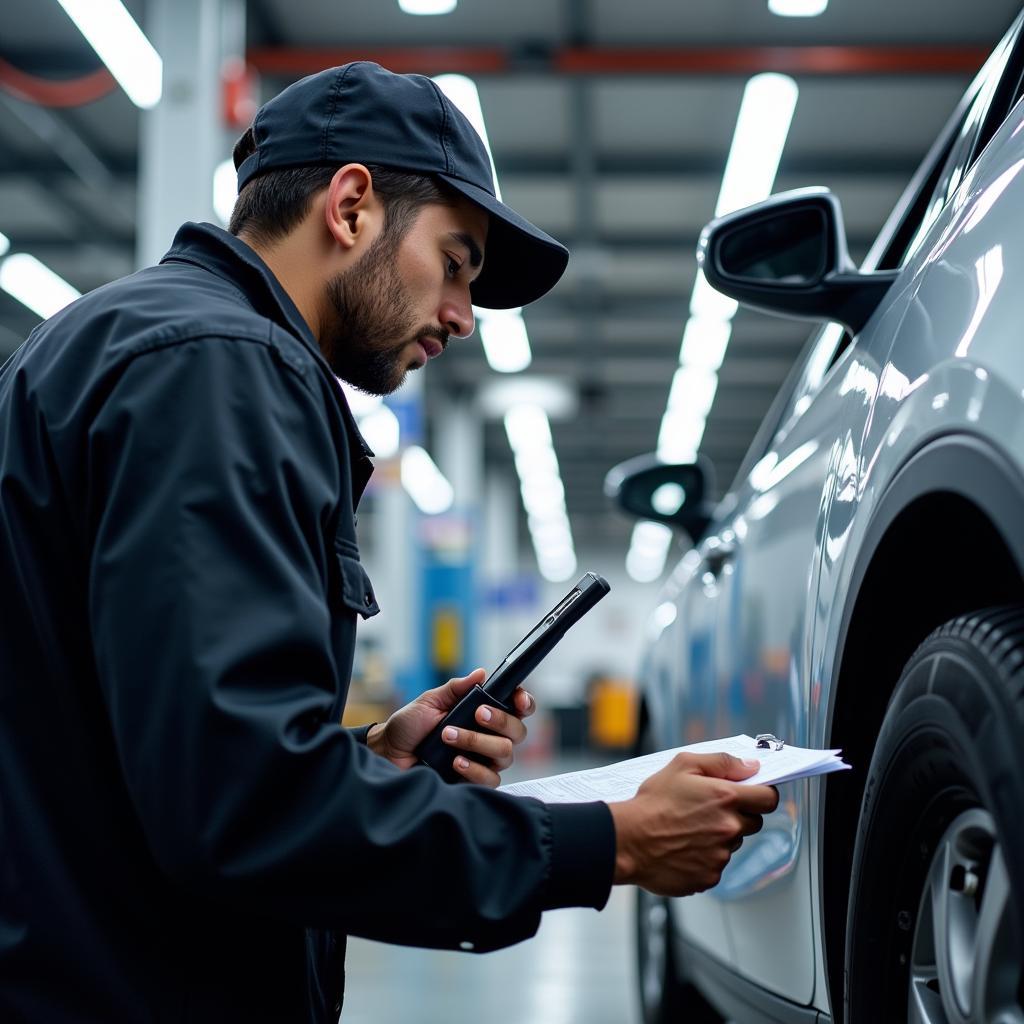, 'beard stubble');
321,229,437,396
